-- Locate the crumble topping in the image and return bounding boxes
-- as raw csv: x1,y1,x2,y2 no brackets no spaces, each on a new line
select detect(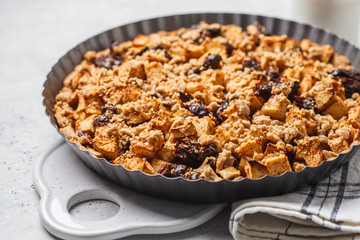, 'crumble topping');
54,21,360,181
